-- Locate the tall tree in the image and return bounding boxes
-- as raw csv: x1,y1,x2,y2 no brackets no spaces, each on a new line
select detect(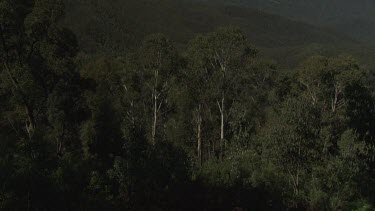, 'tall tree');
138,34,178,145
259,55,374,209
191,27,253,159
183,27,257,161
0,0,80,153
184,35,214,164
0,0,85,209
